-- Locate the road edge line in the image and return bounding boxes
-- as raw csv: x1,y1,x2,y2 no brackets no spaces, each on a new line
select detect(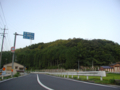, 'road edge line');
37,74,54,90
